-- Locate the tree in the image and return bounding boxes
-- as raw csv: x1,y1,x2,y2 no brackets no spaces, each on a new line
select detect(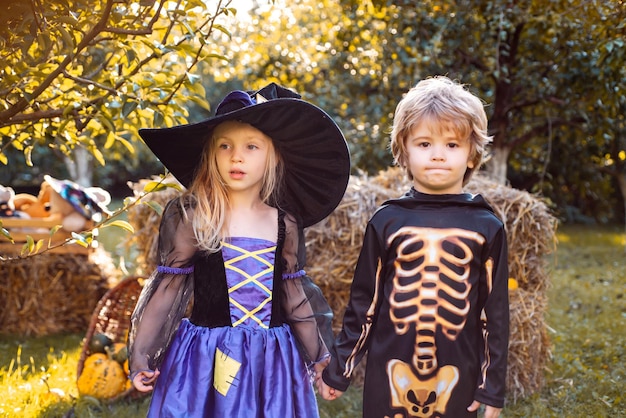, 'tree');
0,0,235,187
576,2,625,225
220,0,624,222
